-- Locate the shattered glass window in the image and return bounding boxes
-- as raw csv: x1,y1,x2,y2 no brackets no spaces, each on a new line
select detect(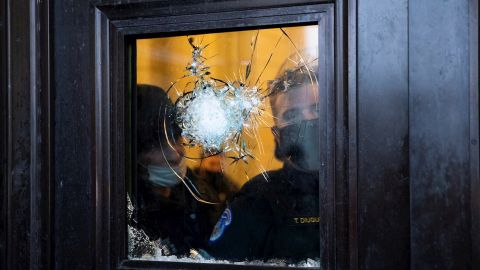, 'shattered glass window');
129,25,321,267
